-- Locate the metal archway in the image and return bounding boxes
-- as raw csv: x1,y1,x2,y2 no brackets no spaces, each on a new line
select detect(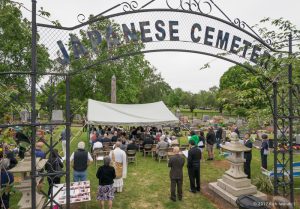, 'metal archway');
1,0,298,208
